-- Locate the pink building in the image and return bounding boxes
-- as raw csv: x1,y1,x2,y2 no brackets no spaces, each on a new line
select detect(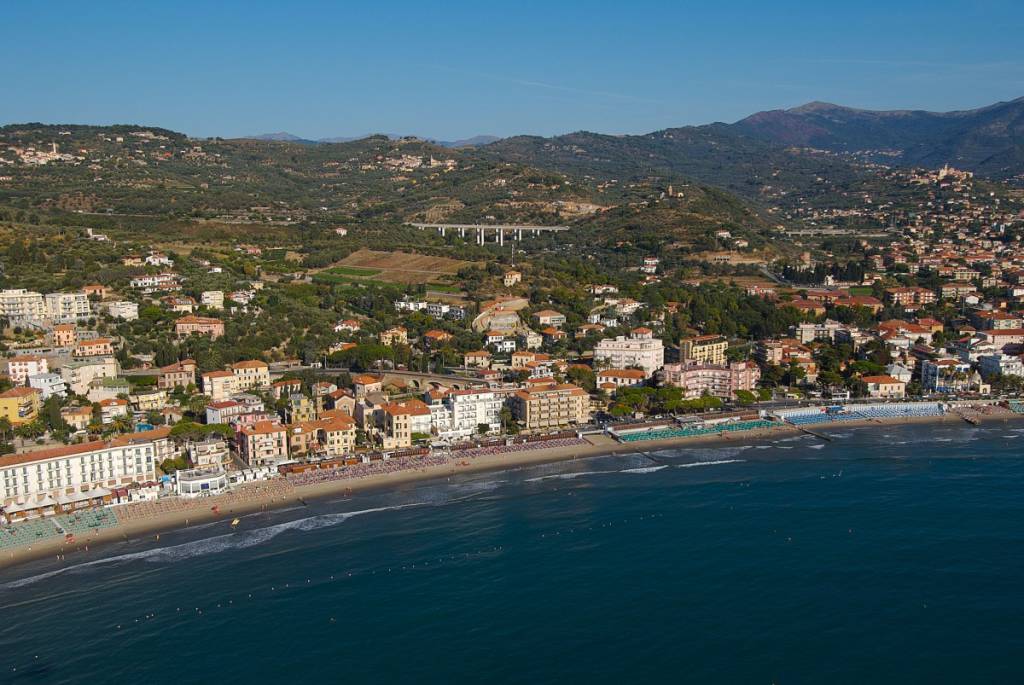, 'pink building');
658,360,760,400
